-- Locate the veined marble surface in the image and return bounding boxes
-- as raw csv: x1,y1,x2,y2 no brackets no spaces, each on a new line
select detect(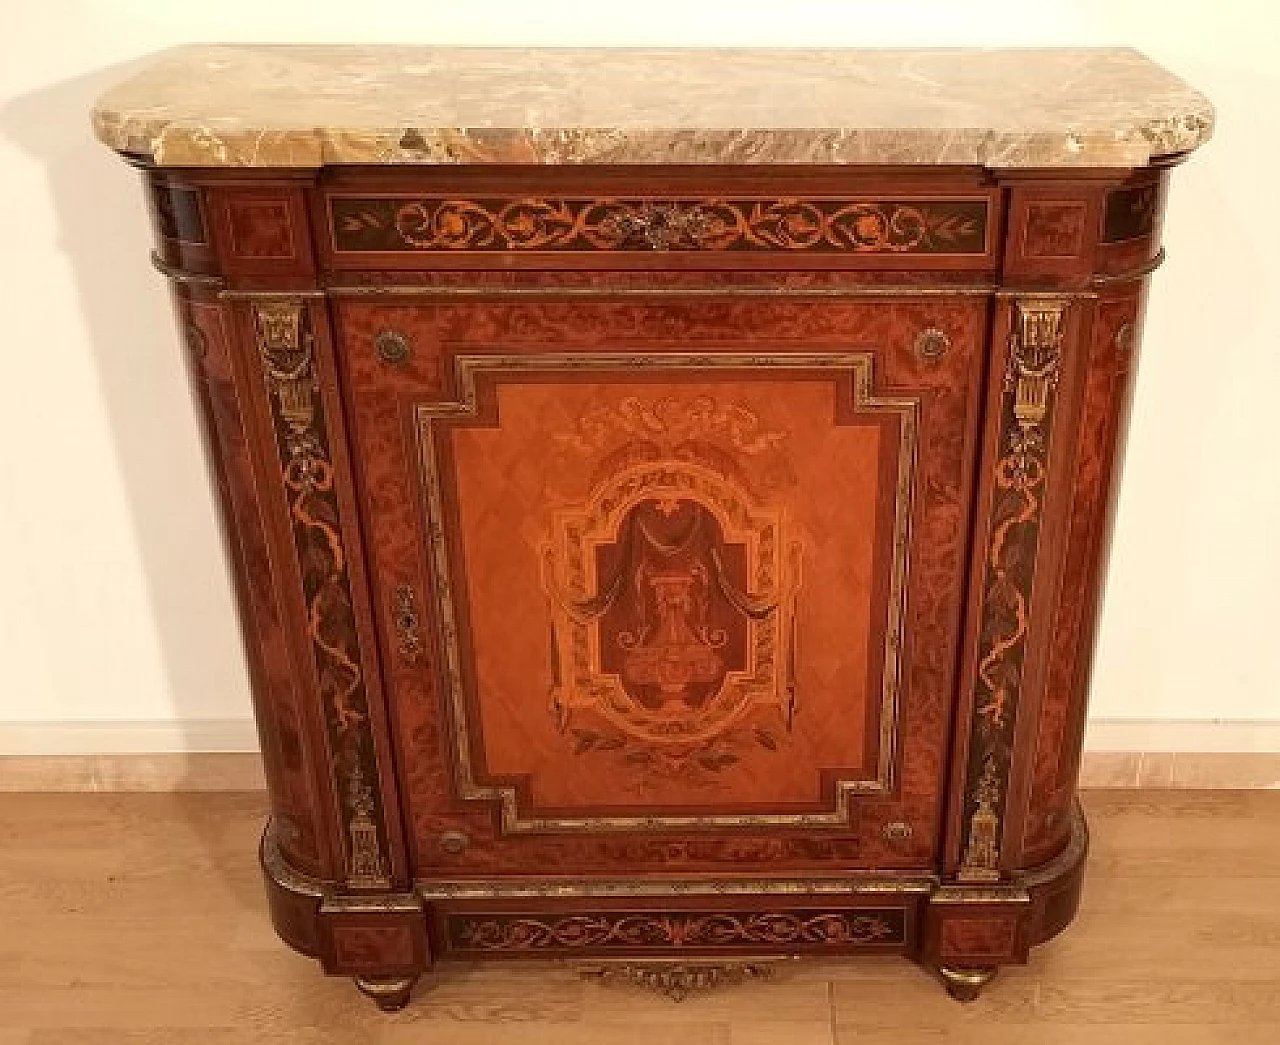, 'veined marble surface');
92,45,1213,169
